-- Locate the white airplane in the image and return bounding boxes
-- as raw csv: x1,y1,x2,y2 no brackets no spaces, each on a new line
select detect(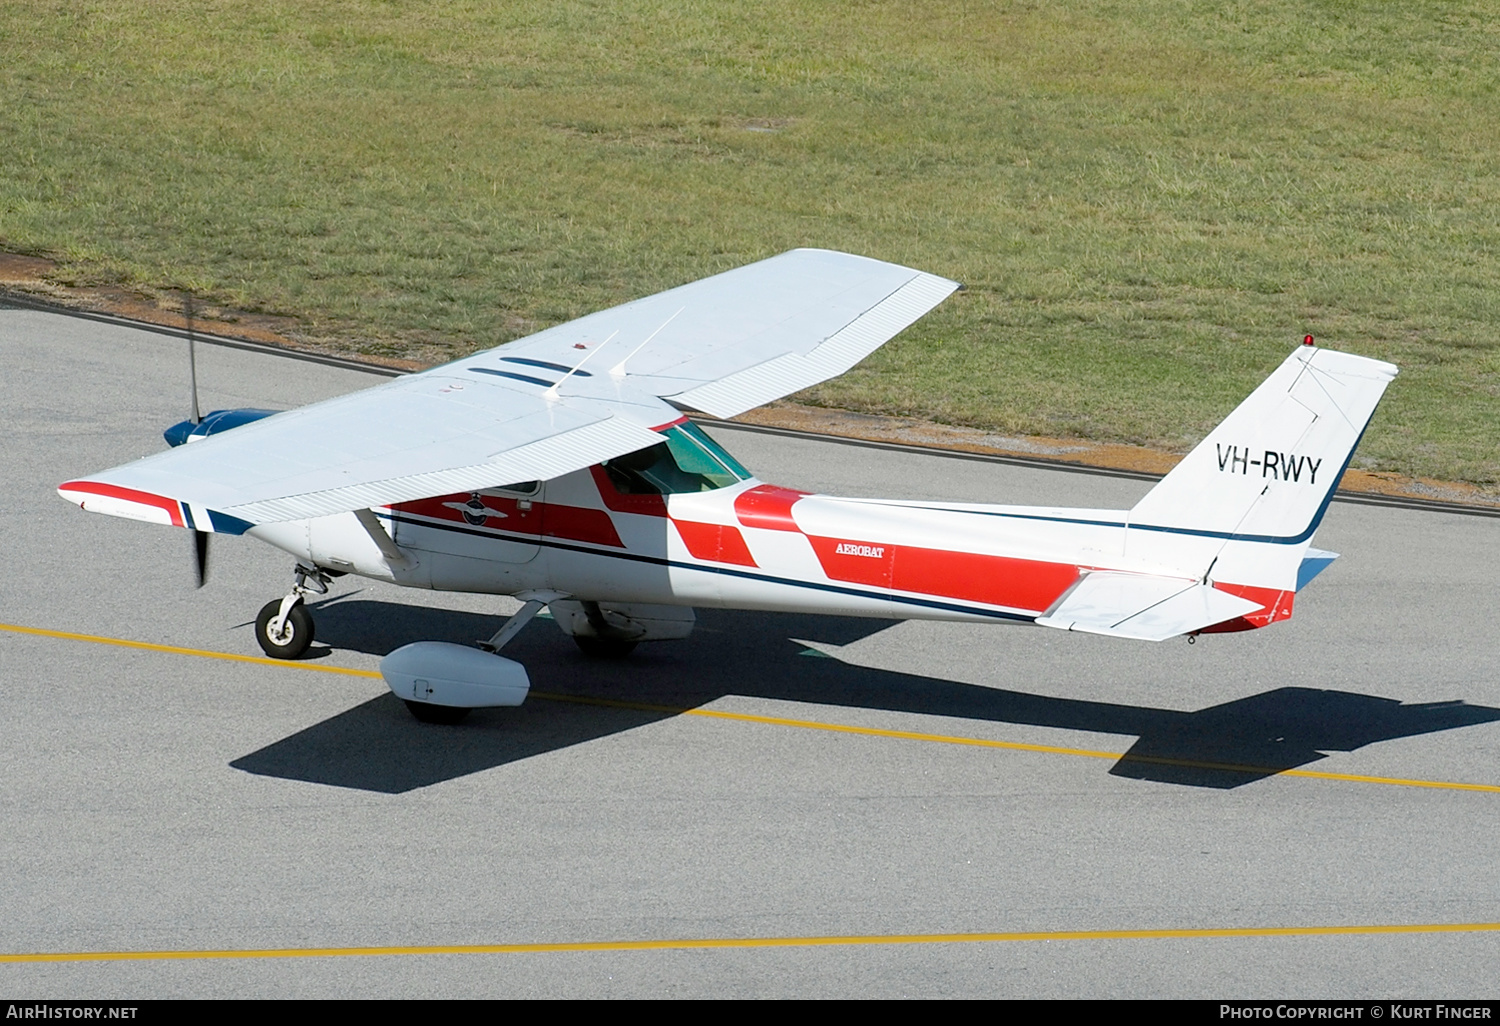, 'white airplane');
58,249,1398,723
